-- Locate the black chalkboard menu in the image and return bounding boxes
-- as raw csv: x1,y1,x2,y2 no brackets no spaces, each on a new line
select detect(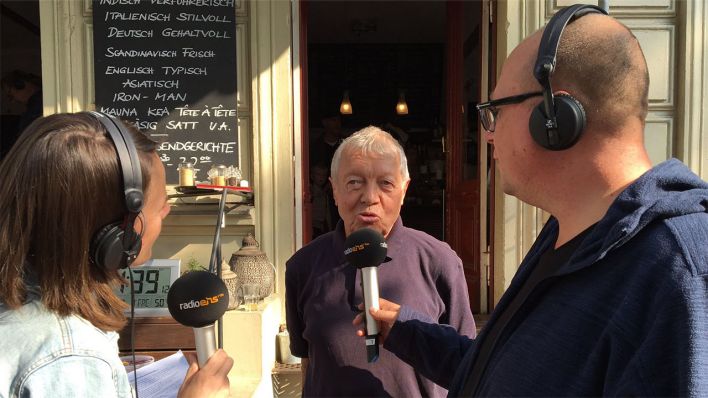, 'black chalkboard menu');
92,0,238,185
